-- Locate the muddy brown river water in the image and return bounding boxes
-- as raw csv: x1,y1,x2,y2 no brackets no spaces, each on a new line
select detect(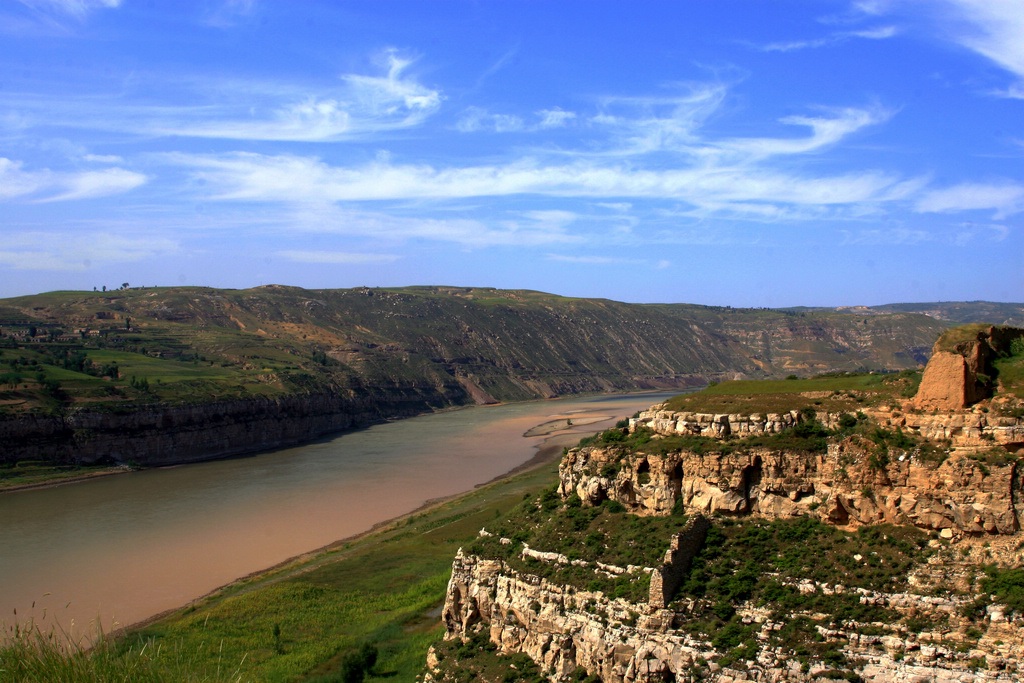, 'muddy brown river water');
0,392,672,638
